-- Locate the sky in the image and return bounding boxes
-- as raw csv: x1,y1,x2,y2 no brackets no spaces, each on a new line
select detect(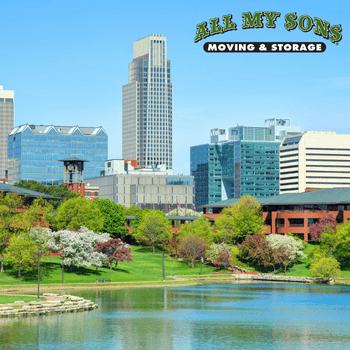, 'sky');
0,0,348,175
